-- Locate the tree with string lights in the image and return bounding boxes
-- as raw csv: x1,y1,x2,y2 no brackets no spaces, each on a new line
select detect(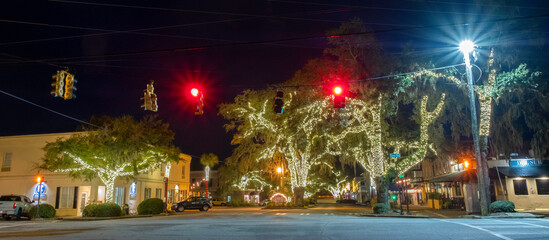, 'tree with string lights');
41,115,181,203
